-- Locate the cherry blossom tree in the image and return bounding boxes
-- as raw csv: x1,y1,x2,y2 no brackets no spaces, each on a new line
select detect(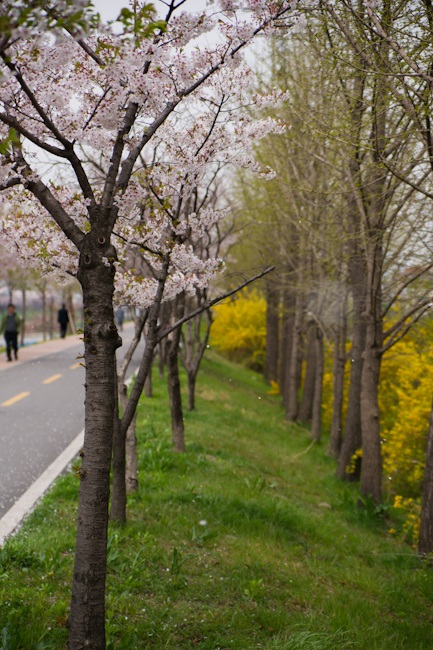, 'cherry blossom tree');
0,1,302,646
